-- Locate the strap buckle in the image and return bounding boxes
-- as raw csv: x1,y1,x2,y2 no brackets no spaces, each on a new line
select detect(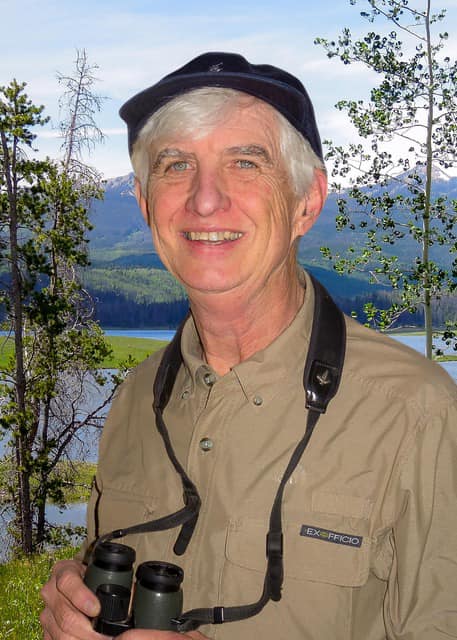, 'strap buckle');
266,532,283,601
